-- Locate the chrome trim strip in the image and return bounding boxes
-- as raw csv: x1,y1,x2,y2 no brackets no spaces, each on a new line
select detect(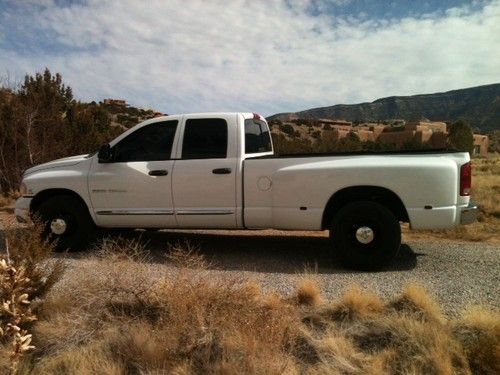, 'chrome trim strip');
176,209,234,216
96,209,174,216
